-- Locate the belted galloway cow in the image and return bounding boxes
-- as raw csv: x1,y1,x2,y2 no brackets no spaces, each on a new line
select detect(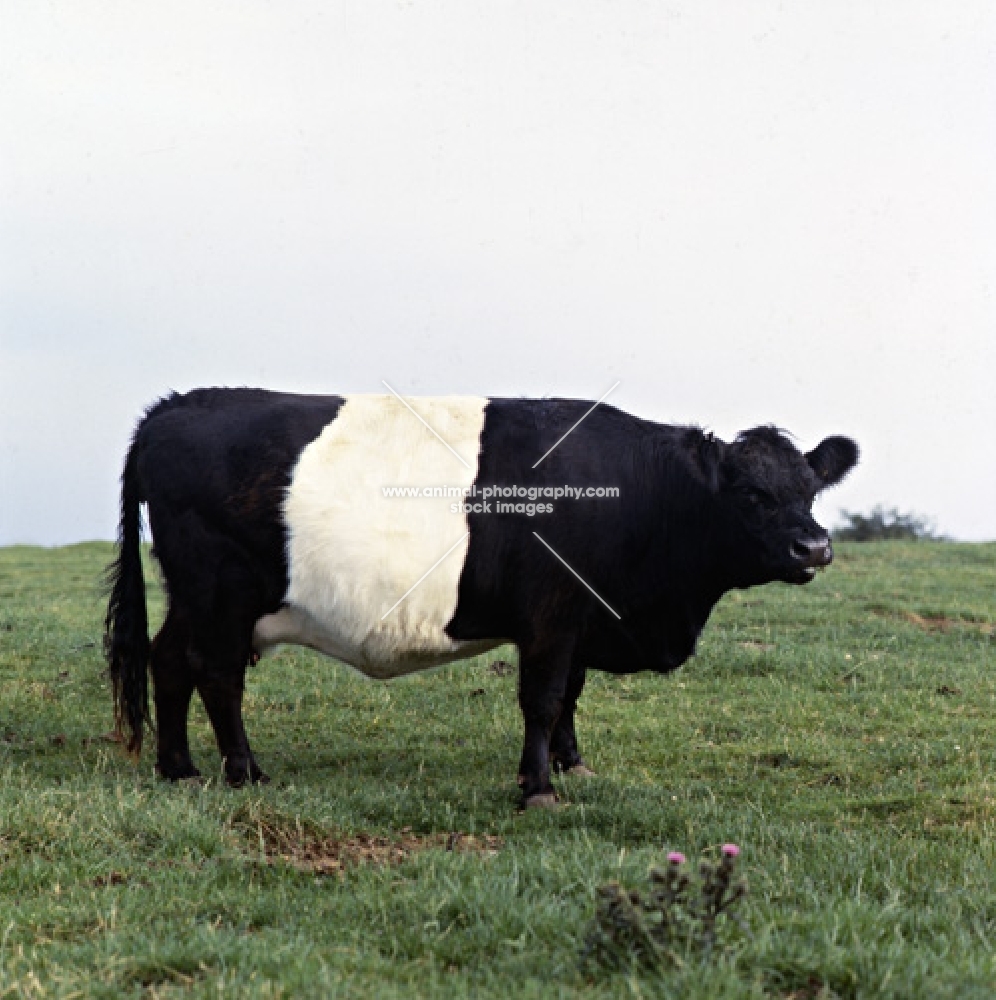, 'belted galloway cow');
105,389,858,806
